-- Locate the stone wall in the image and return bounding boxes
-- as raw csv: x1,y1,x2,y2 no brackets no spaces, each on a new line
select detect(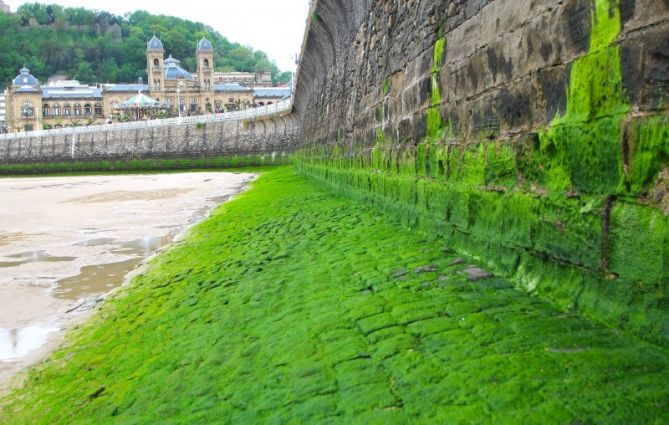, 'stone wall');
295,0,669,345
0,114,300,163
